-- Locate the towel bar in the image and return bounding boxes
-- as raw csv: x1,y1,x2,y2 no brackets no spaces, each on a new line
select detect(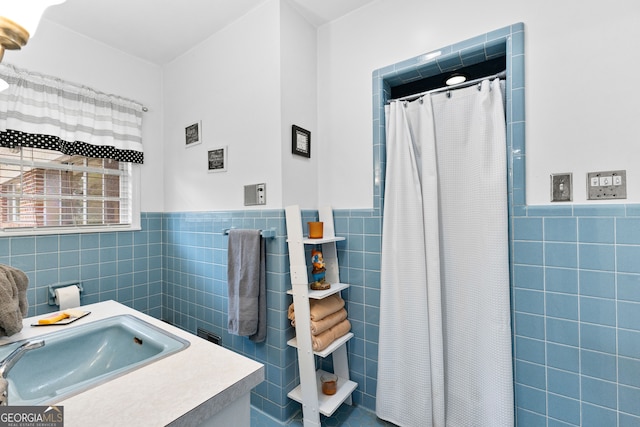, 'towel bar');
222,227,276,239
